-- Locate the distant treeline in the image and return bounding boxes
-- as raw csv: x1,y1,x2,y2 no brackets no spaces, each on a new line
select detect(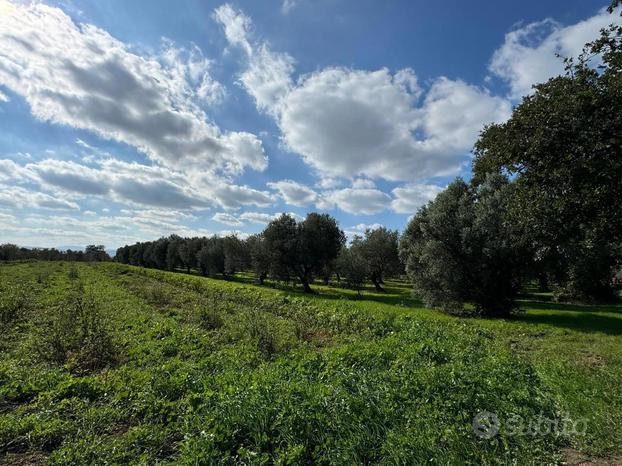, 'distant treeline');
115,213,403,294
0,244,110,262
